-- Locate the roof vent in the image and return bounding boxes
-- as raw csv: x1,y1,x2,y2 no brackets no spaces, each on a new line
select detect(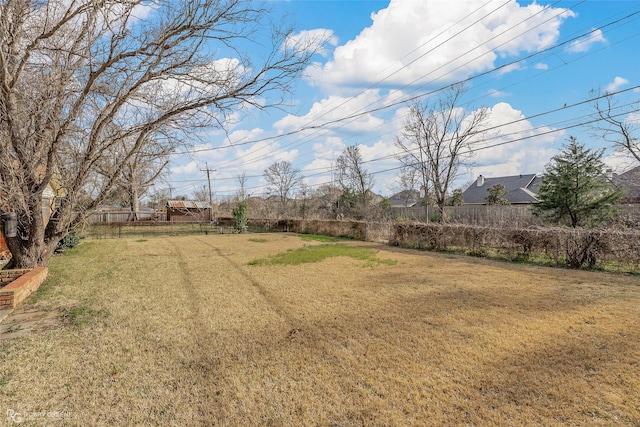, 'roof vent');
477,175,485,187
